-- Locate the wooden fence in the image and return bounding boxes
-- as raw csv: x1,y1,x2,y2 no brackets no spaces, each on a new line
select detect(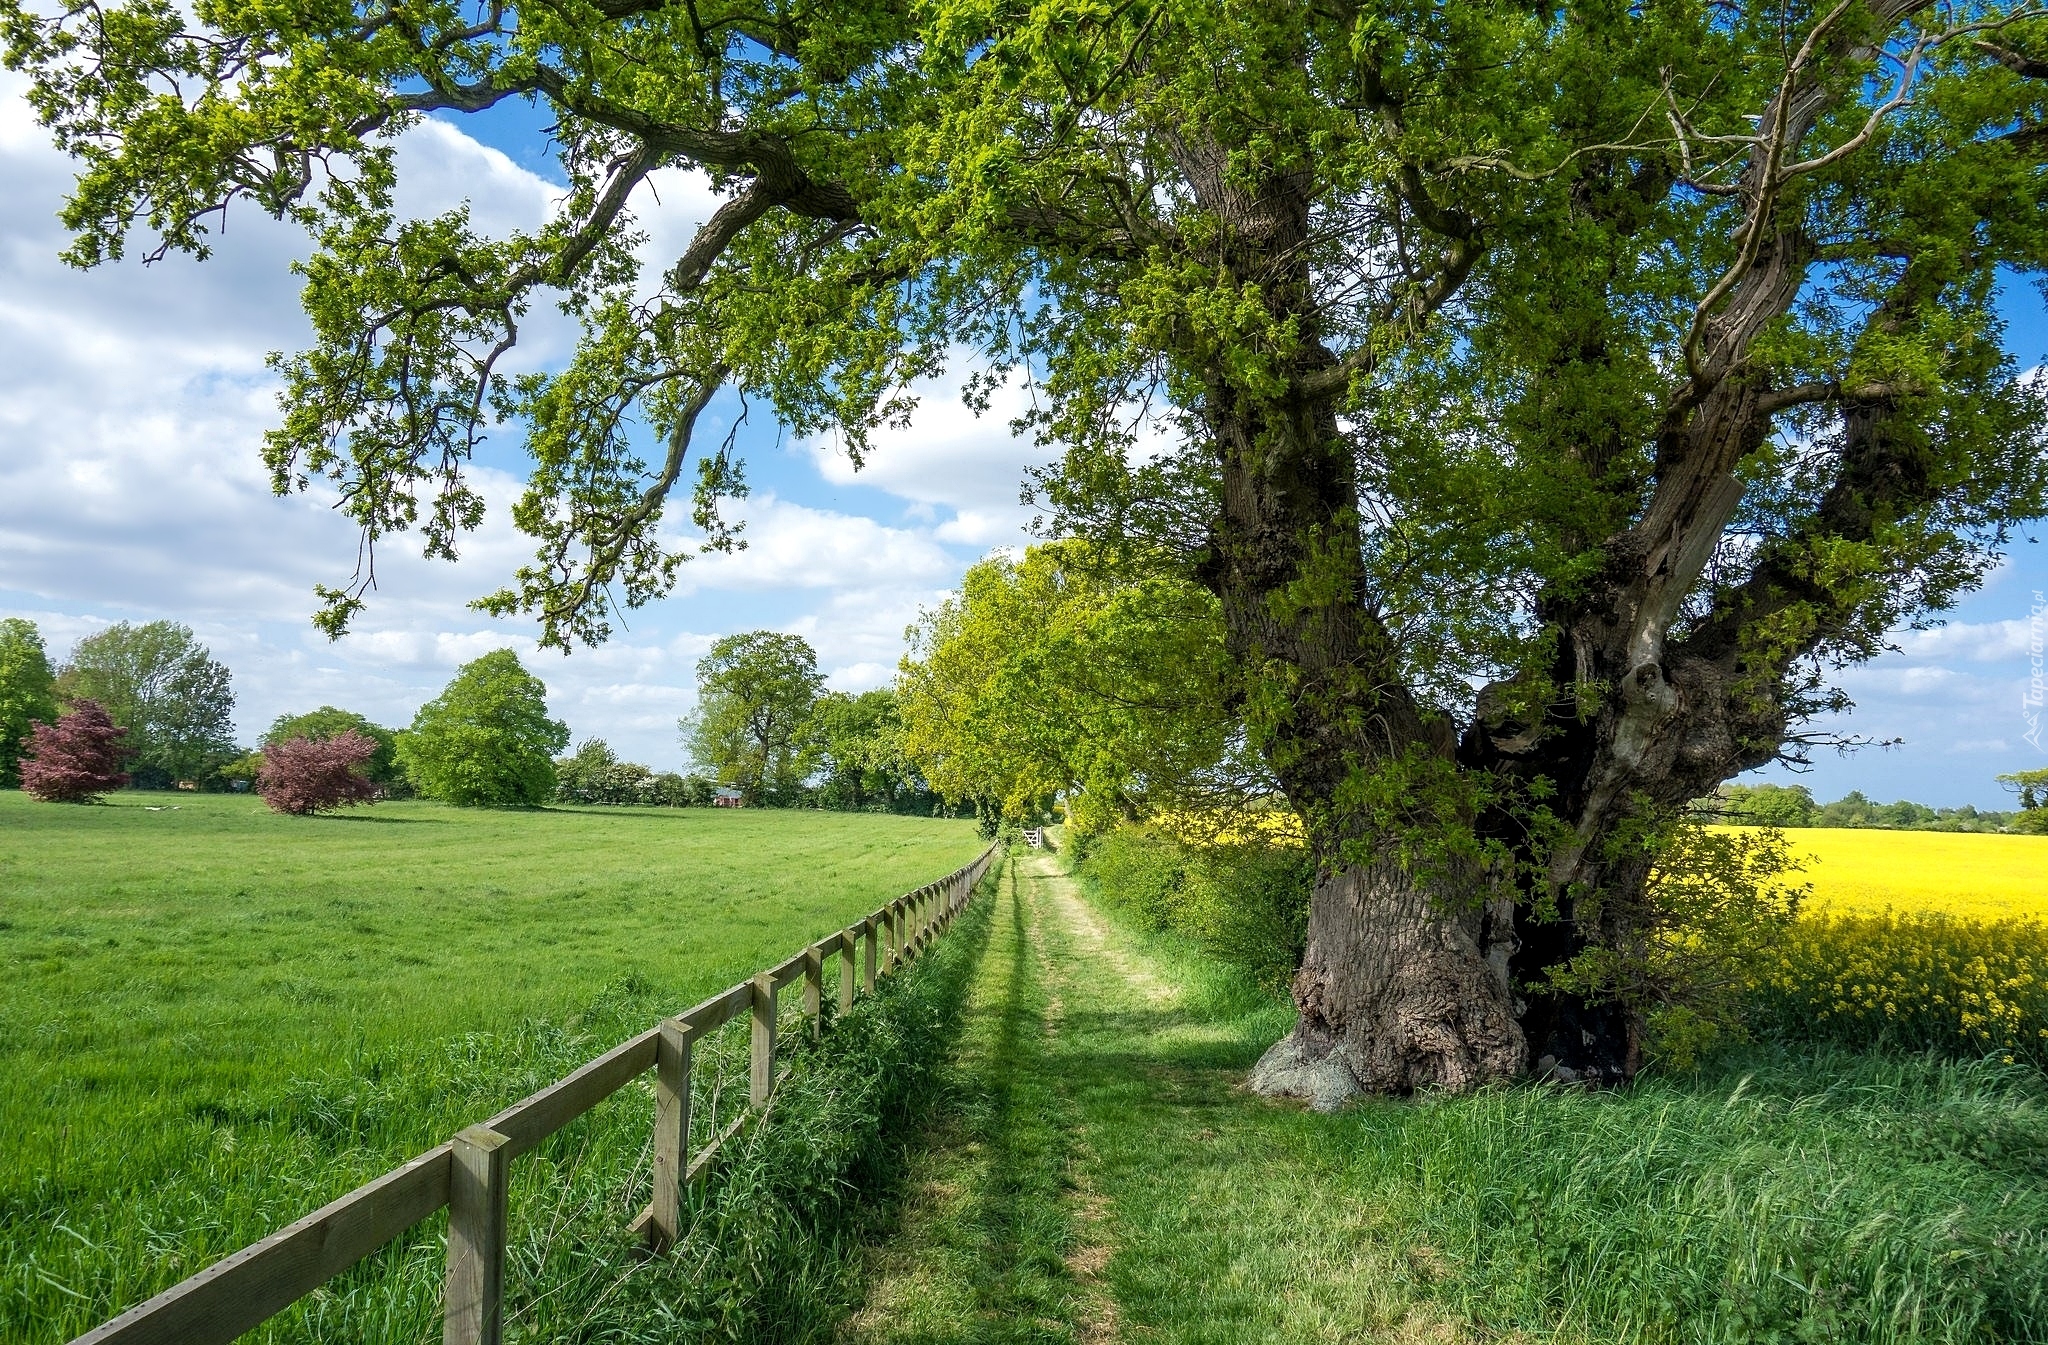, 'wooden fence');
68,843,1003,1345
